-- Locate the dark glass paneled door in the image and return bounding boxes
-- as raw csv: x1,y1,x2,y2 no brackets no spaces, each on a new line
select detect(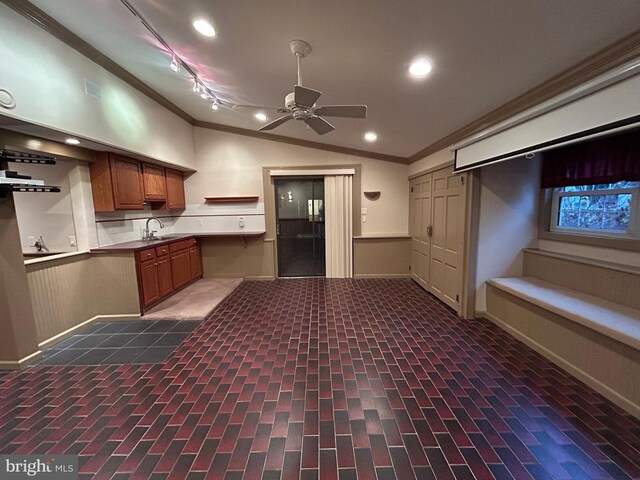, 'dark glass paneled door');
275,178,325,277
